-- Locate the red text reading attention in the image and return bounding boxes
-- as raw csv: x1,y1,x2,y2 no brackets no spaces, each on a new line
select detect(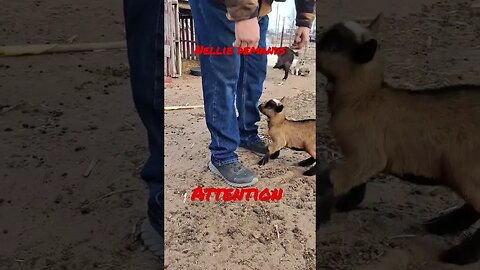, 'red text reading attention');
190,186,283,202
